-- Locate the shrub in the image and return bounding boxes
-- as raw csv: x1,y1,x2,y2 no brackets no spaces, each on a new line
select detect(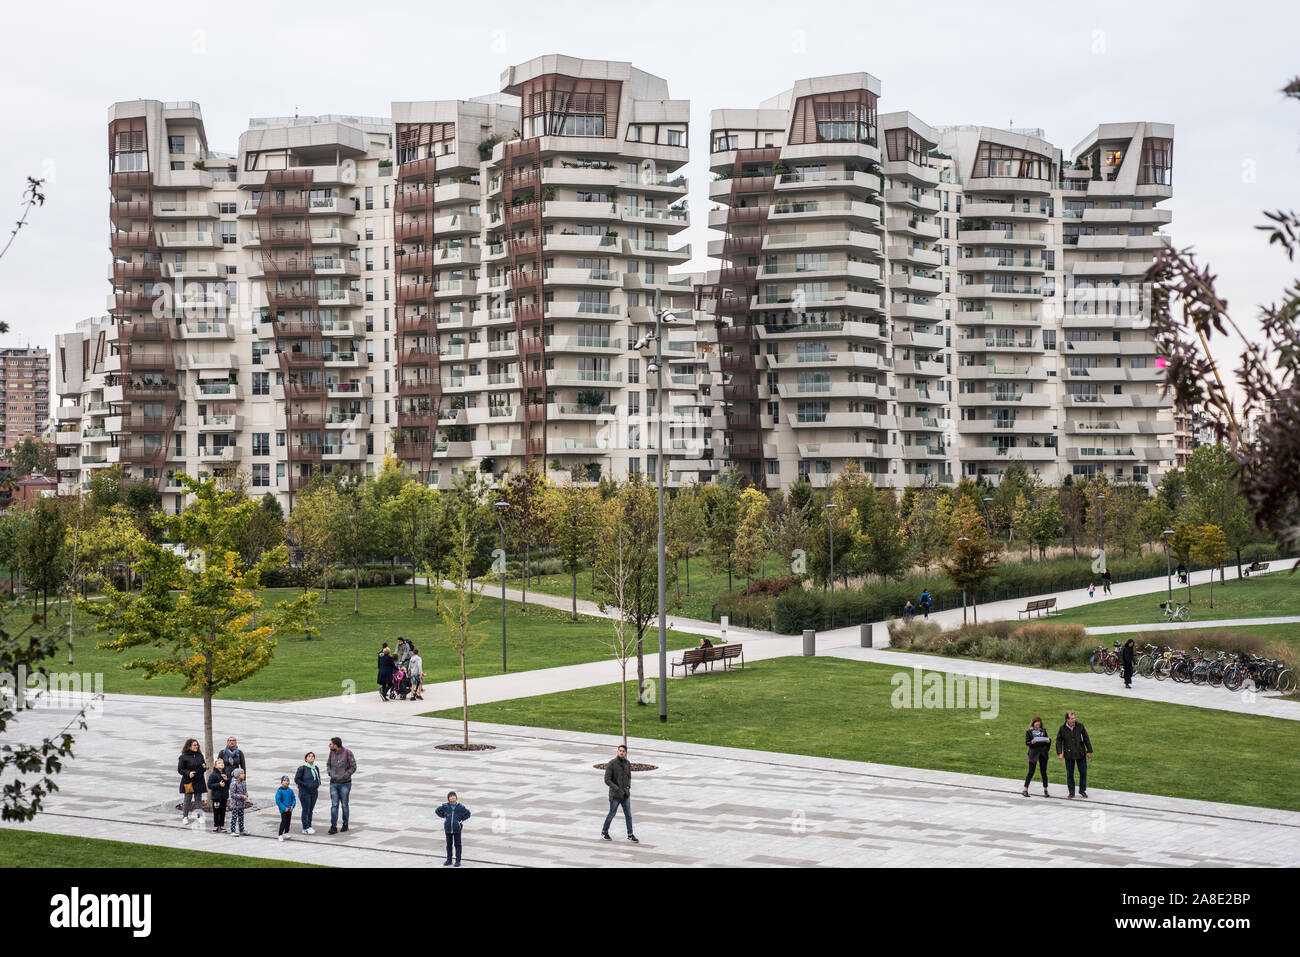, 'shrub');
887,619,1094,669
744,574,803,597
